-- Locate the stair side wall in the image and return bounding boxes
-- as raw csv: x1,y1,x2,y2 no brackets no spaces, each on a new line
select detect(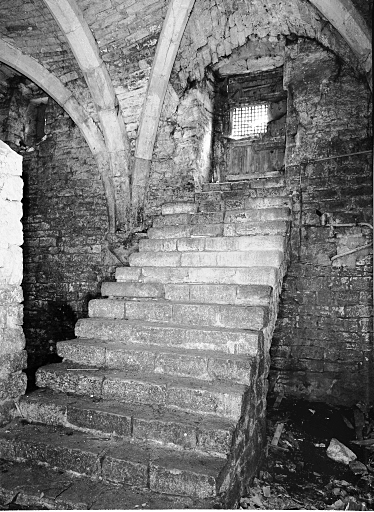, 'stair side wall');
0,141,27,425
271,38,373,406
